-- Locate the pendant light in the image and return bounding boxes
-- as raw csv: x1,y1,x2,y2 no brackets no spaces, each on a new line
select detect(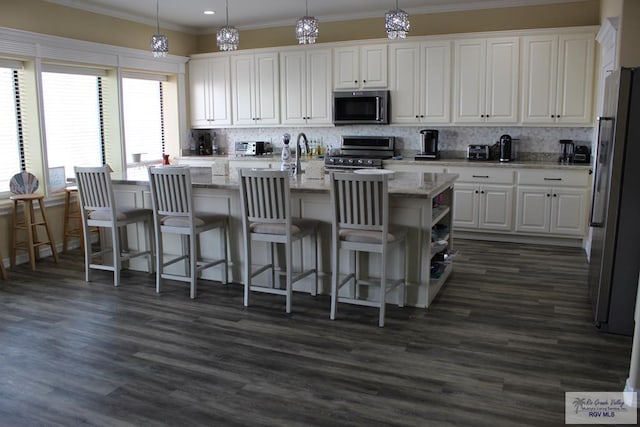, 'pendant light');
217,0,239,51
385,0,410,40
295,0,318,44
150,0,168,57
